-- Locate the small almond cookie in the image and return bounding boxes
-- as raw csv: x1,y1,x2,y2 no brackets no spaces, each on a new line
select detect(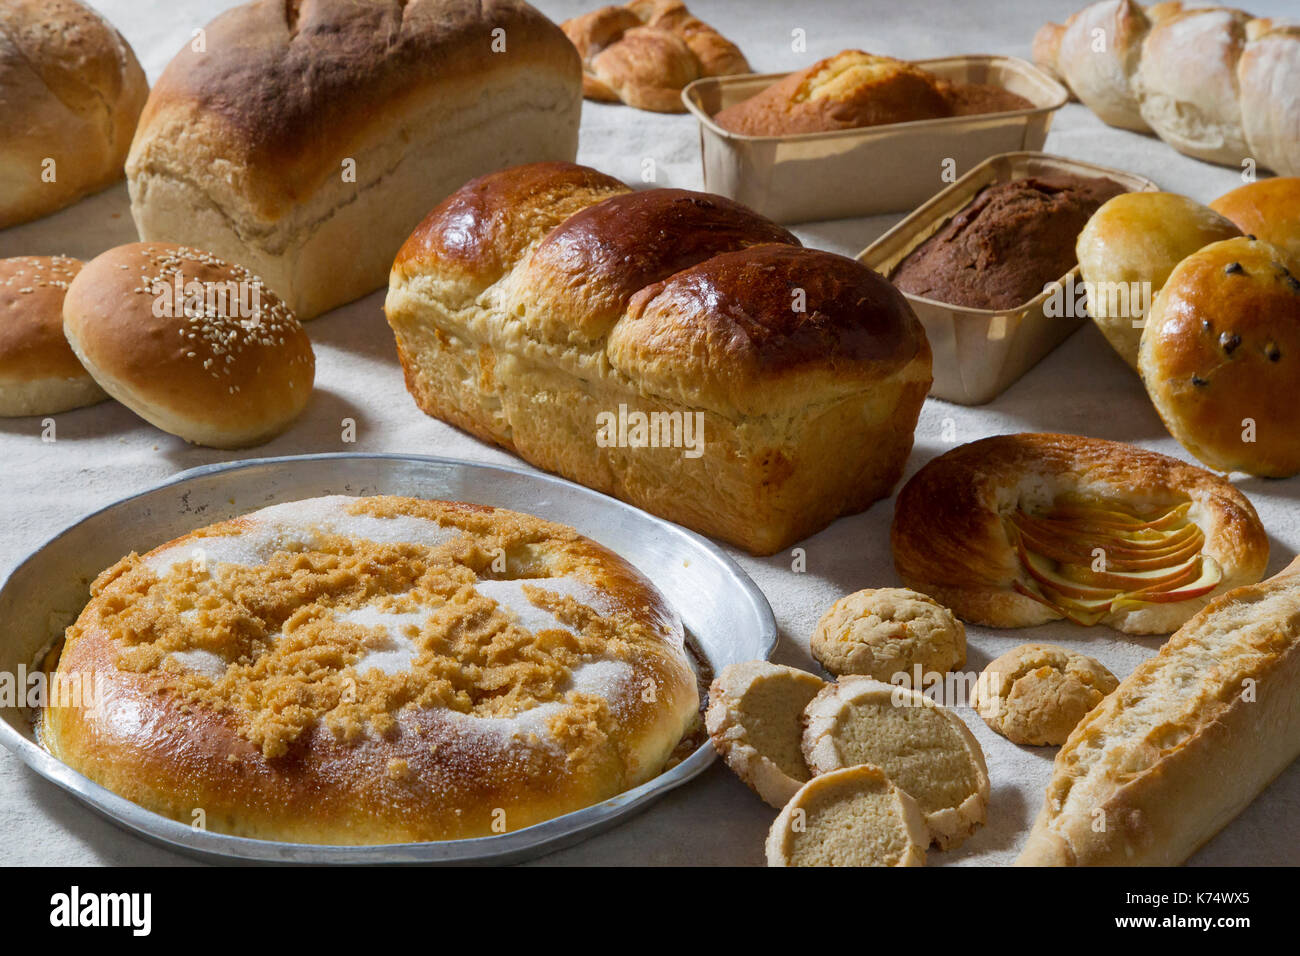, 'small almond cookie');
765,764,928,867
972,643,1119,746
811,587,966,681
706,661,827,808
802,677,989,849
